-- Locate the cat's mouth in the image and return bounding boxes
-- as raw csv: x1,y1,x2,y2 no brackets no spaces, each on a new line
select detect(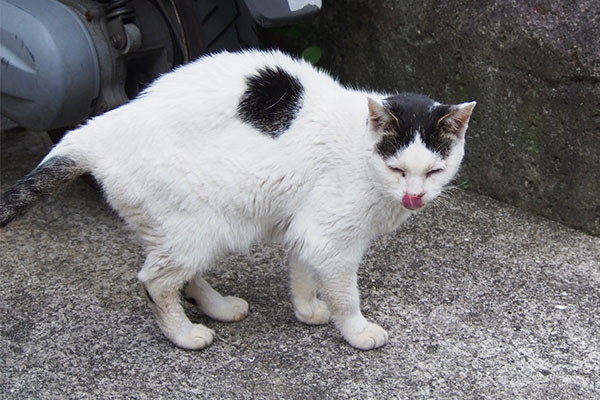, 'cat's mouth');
402,194,423,210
